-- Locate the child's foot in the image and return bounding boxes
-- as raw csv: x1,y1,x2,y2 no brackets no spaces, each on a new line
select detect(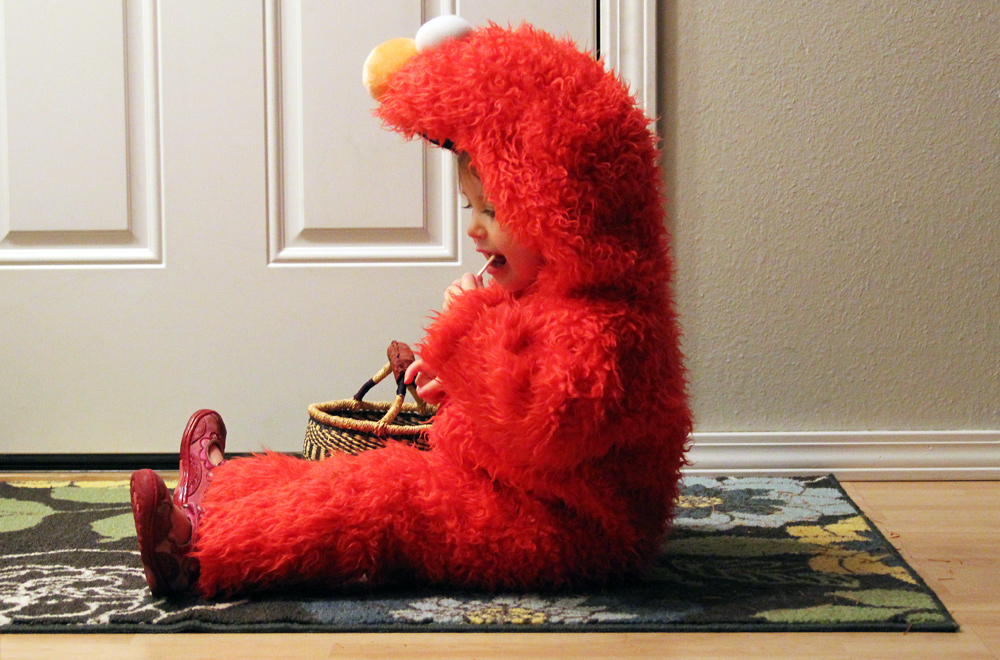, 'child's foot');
173,409,227,530
130,469,199,596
